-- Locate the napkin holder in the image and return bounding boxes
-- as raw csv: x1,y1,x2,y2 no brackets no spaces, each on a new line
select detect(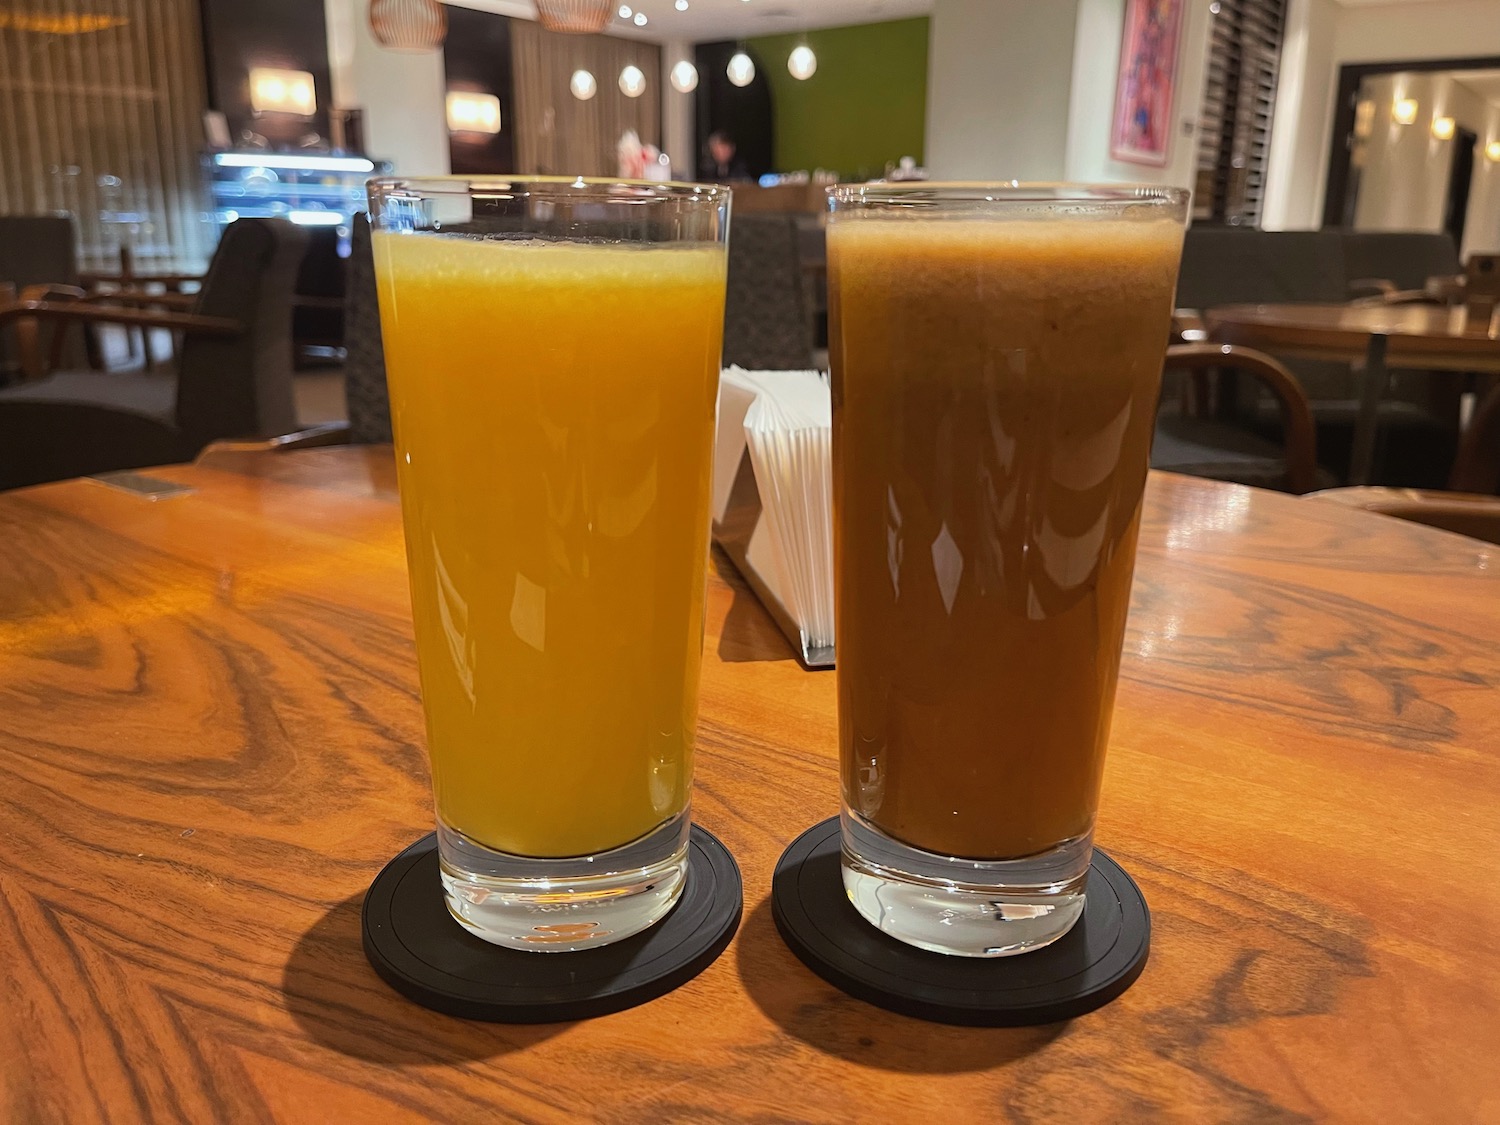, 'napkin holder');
711,369,835,670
